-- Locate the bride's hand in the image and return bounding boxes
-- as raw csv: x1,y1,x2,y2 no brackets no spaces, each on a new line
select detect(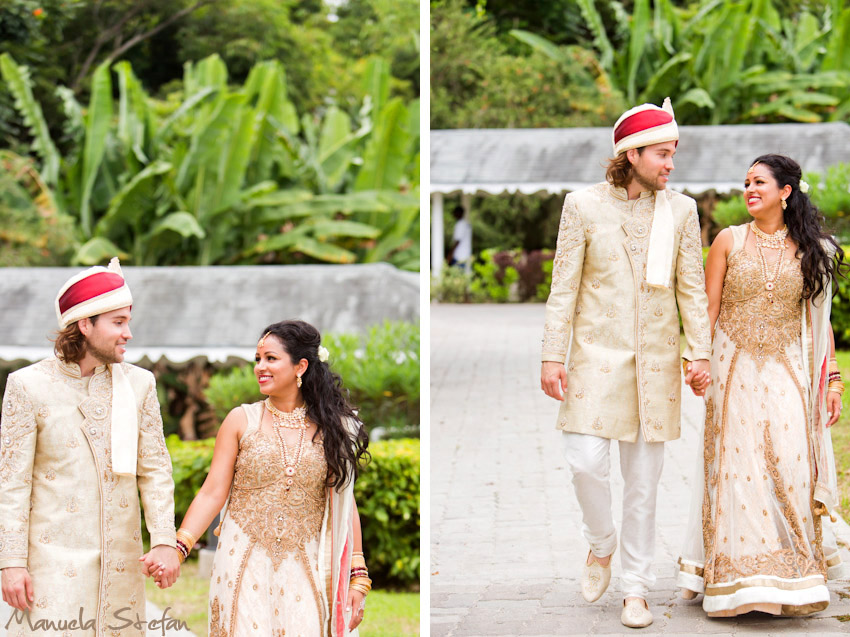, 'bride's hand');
346,589,366,630
826,391,842,427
